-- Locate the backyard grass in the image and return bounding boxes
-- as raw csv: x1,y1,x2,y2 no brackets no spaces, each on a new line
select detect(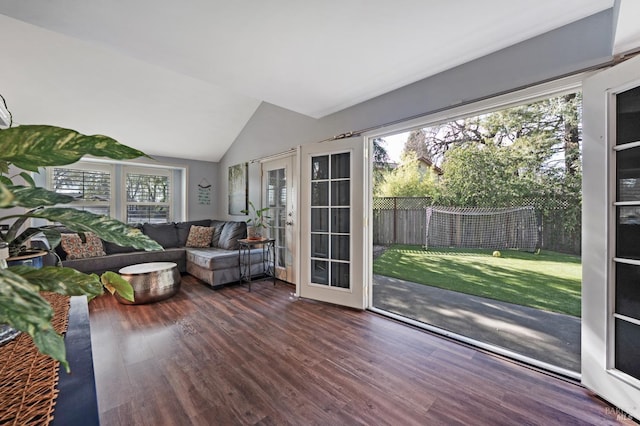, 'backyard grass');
373,245,582,317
